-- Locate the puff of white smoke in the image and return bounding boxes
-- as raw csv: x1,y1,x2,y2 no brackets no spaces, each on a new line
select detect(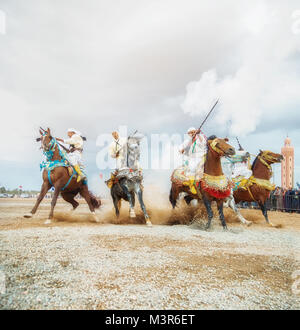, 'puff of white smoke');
181,69,263,137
